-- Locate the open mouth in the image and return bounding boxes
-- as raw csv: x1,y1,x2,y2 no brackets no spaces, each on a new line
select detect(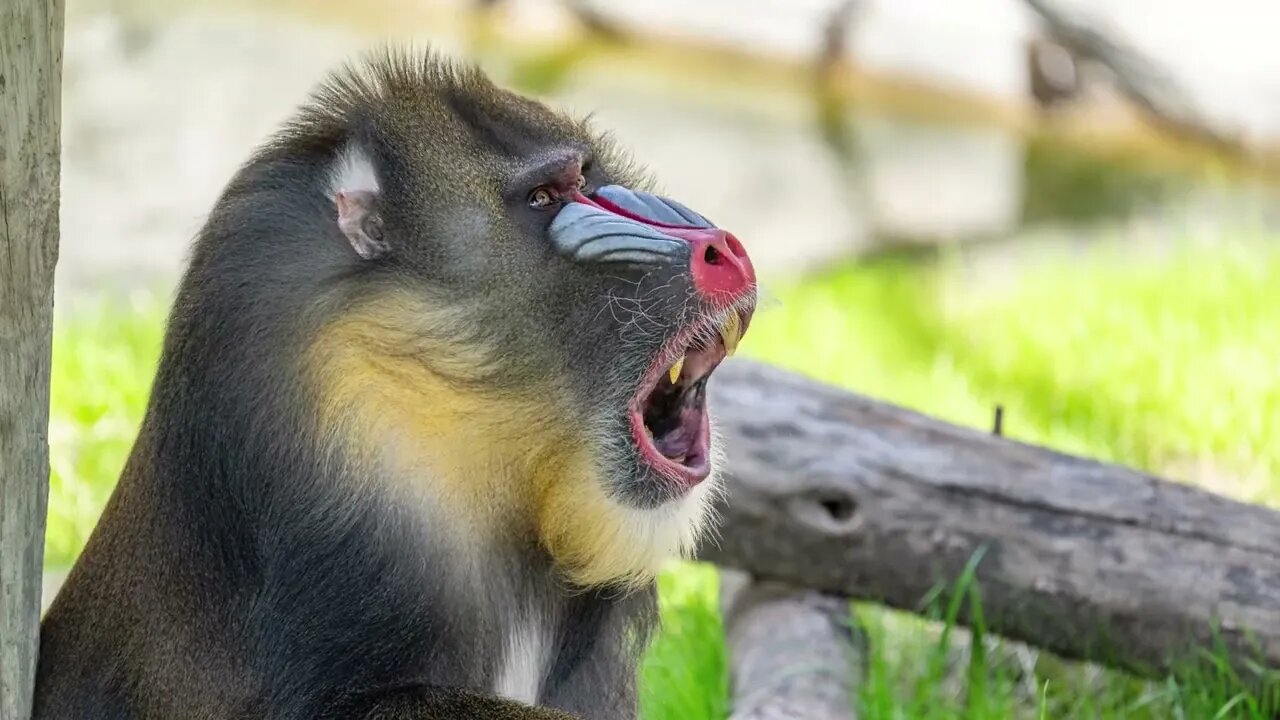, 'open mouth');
552,183,756,487
628,310,749,487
